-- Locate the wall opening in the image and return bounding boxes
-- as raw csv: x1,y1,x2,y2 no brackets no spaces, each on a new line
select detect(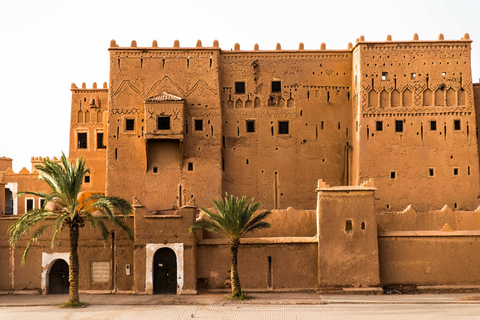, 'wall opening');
361,221,366,230
345,220,353,233
267,256,273,290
